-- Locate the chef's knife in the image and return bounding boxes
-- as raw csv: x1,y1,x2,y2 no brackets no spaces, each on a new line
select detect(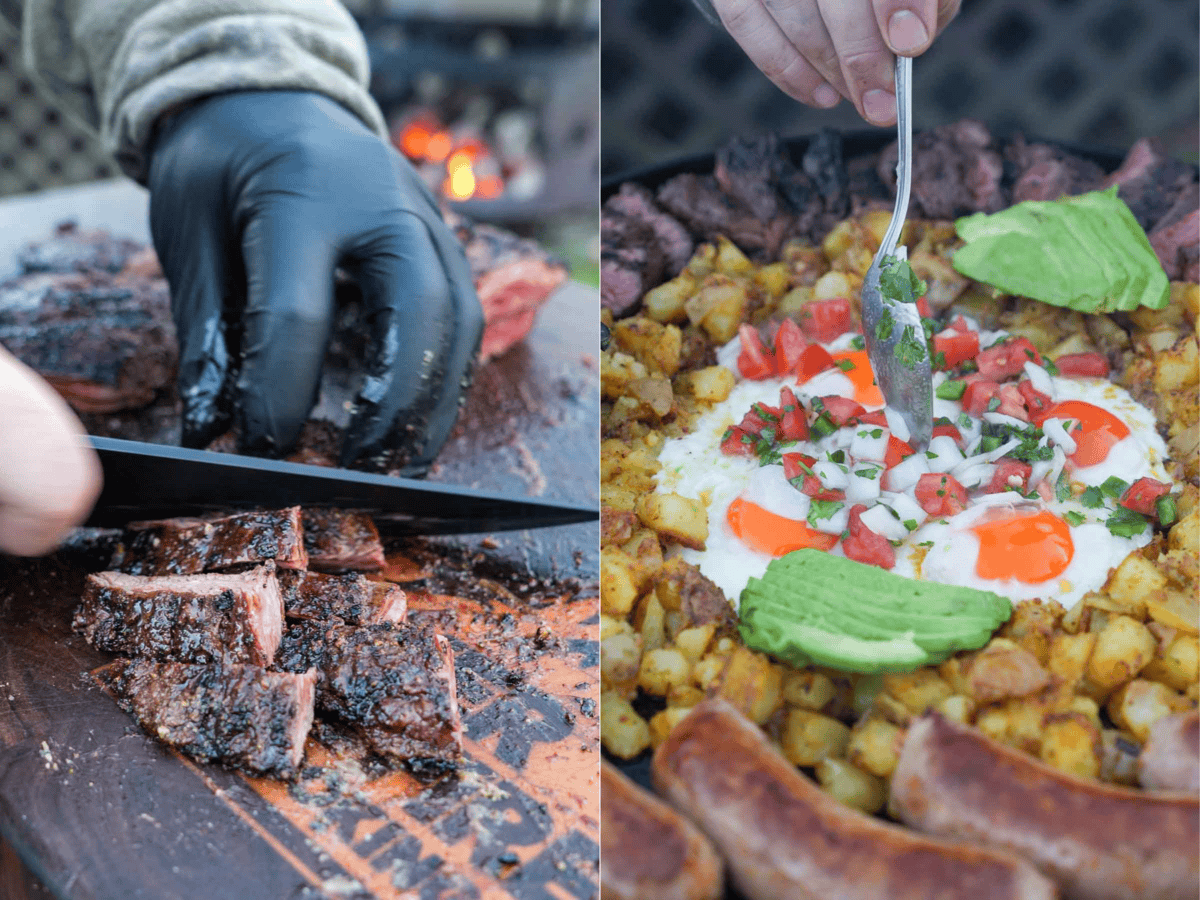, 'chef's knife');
86,436,598,534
